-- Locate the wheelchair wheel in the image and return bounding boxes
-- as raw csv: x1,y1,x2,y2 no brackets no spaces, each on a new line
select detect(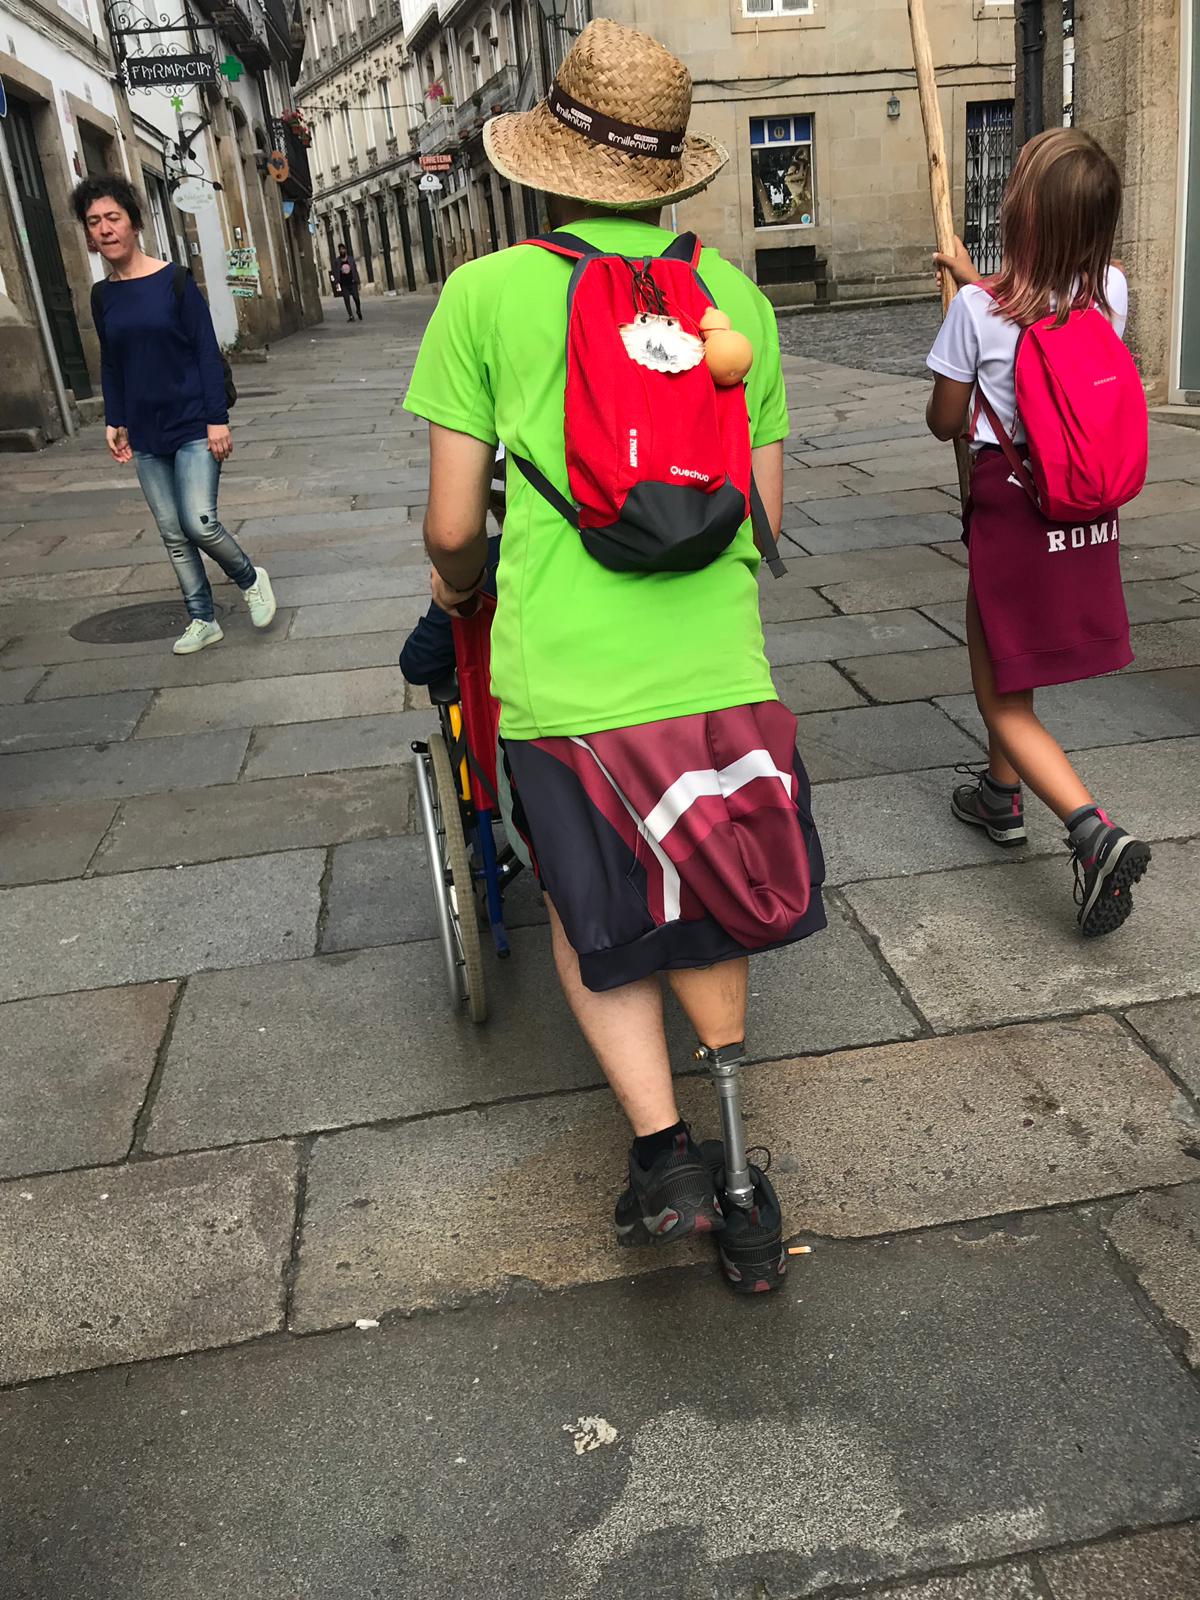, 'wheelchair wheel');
414,734,487,1024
